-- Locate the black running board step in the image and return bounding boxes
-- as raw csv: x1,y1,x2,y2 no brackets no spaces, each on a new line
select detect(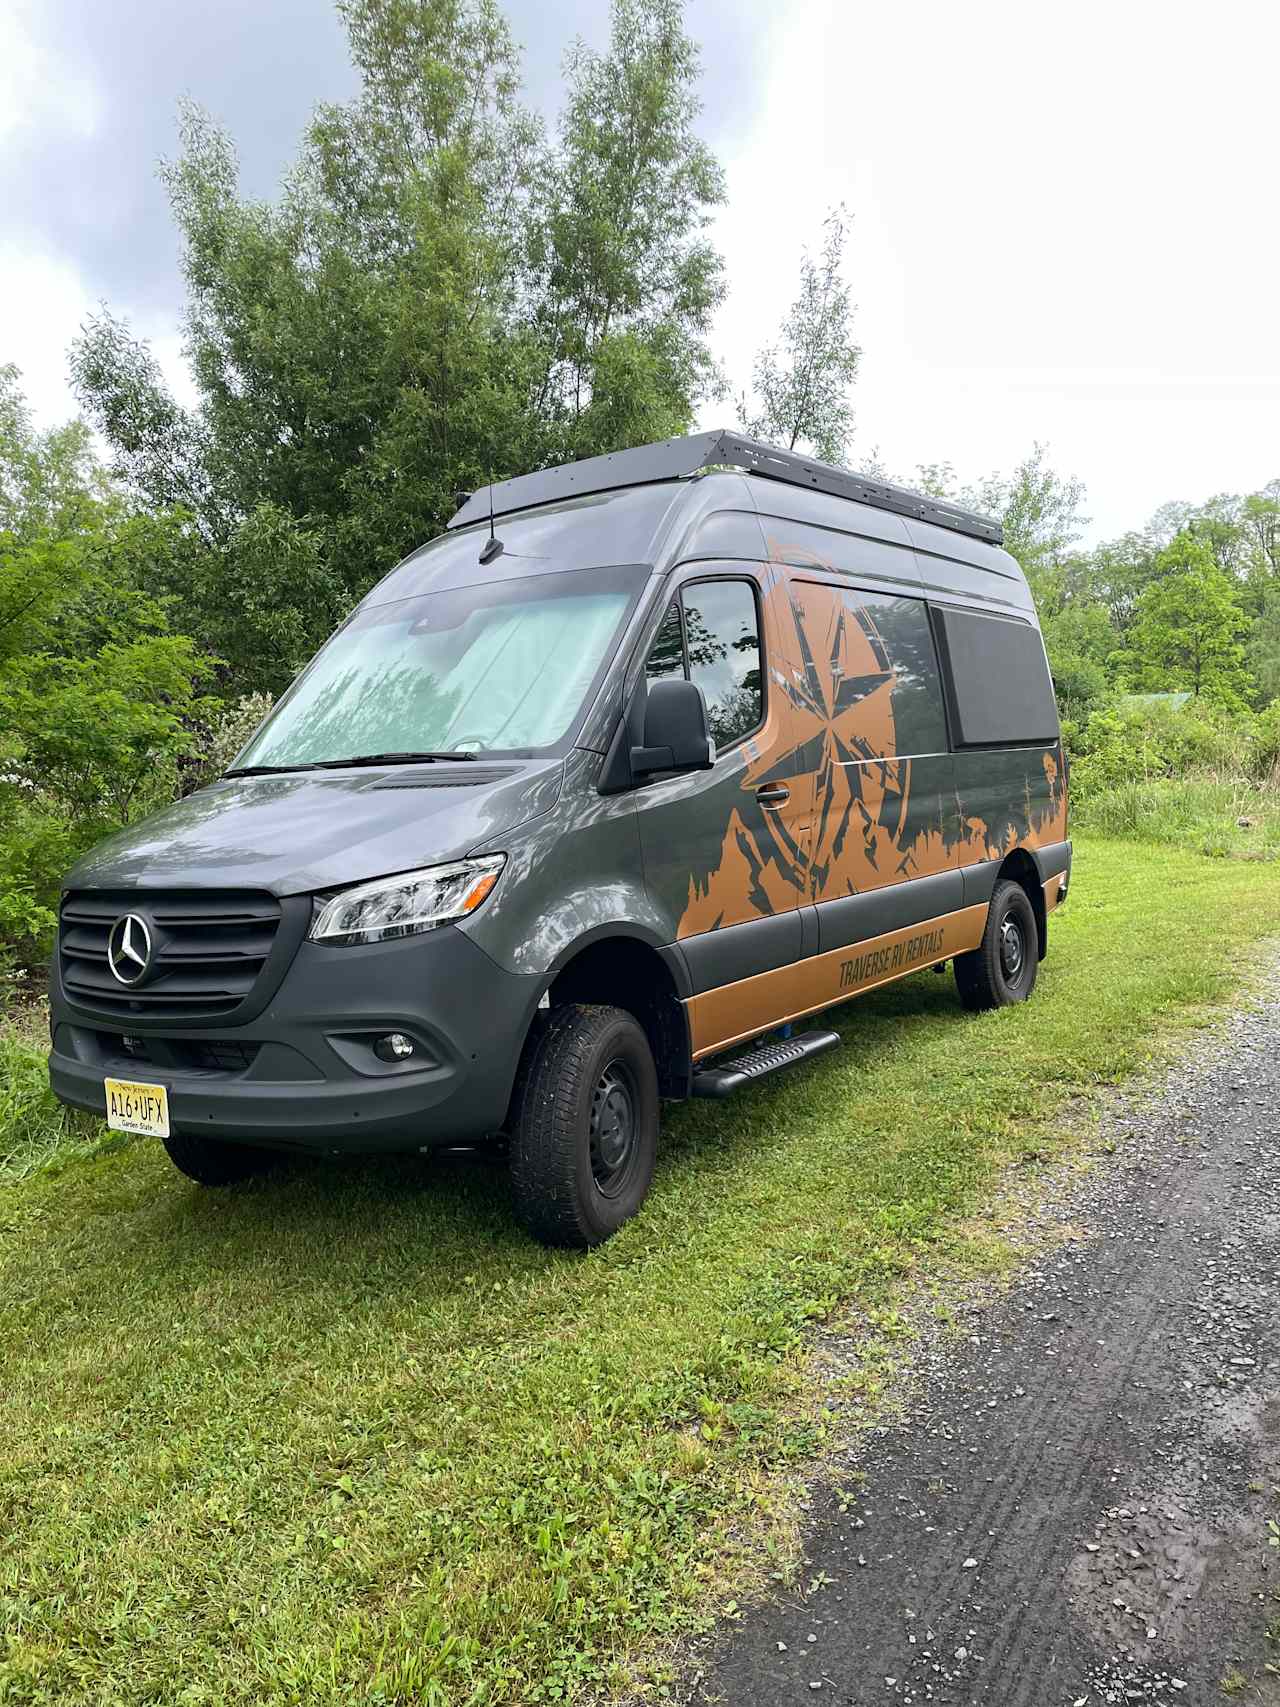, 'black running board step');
692,1029,841,1099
